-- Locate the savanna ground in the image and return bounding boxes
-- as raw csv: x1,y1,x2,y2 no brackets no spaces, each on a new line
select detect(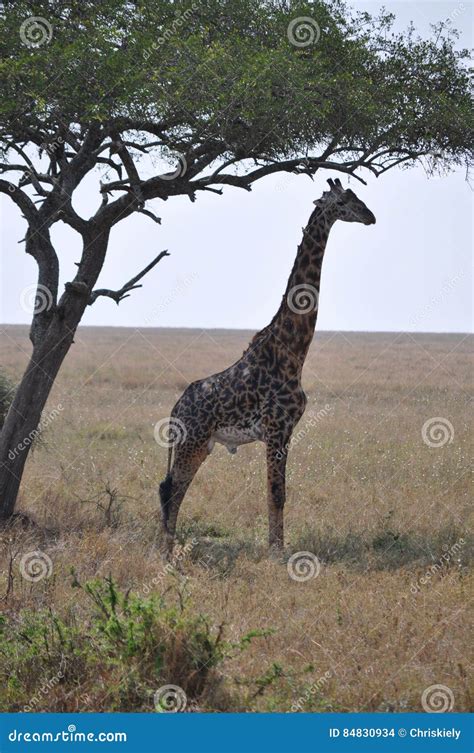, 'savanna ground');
0,325,472,713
